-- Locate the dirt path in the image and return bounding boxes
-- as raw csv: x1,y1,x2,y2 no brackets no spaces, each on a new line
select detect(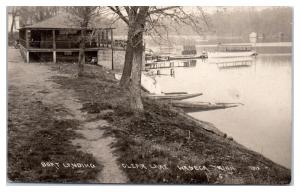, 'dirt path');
8,48,127,183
